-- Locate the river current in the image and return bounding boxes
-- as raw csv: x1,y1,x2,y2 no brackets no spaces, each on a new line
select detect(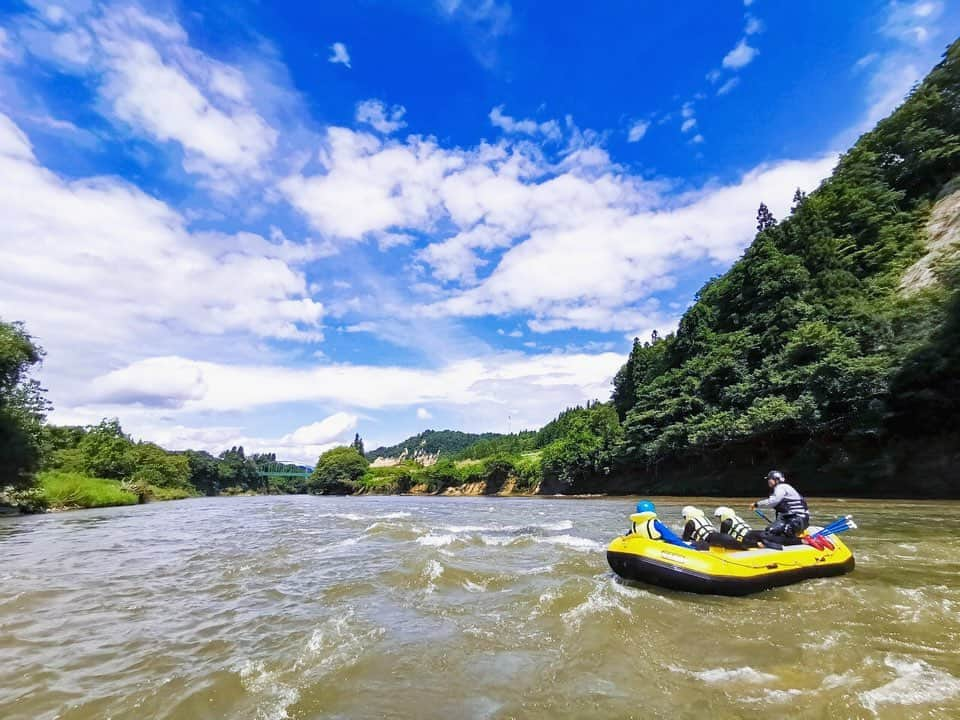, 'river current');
1,495,958,719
